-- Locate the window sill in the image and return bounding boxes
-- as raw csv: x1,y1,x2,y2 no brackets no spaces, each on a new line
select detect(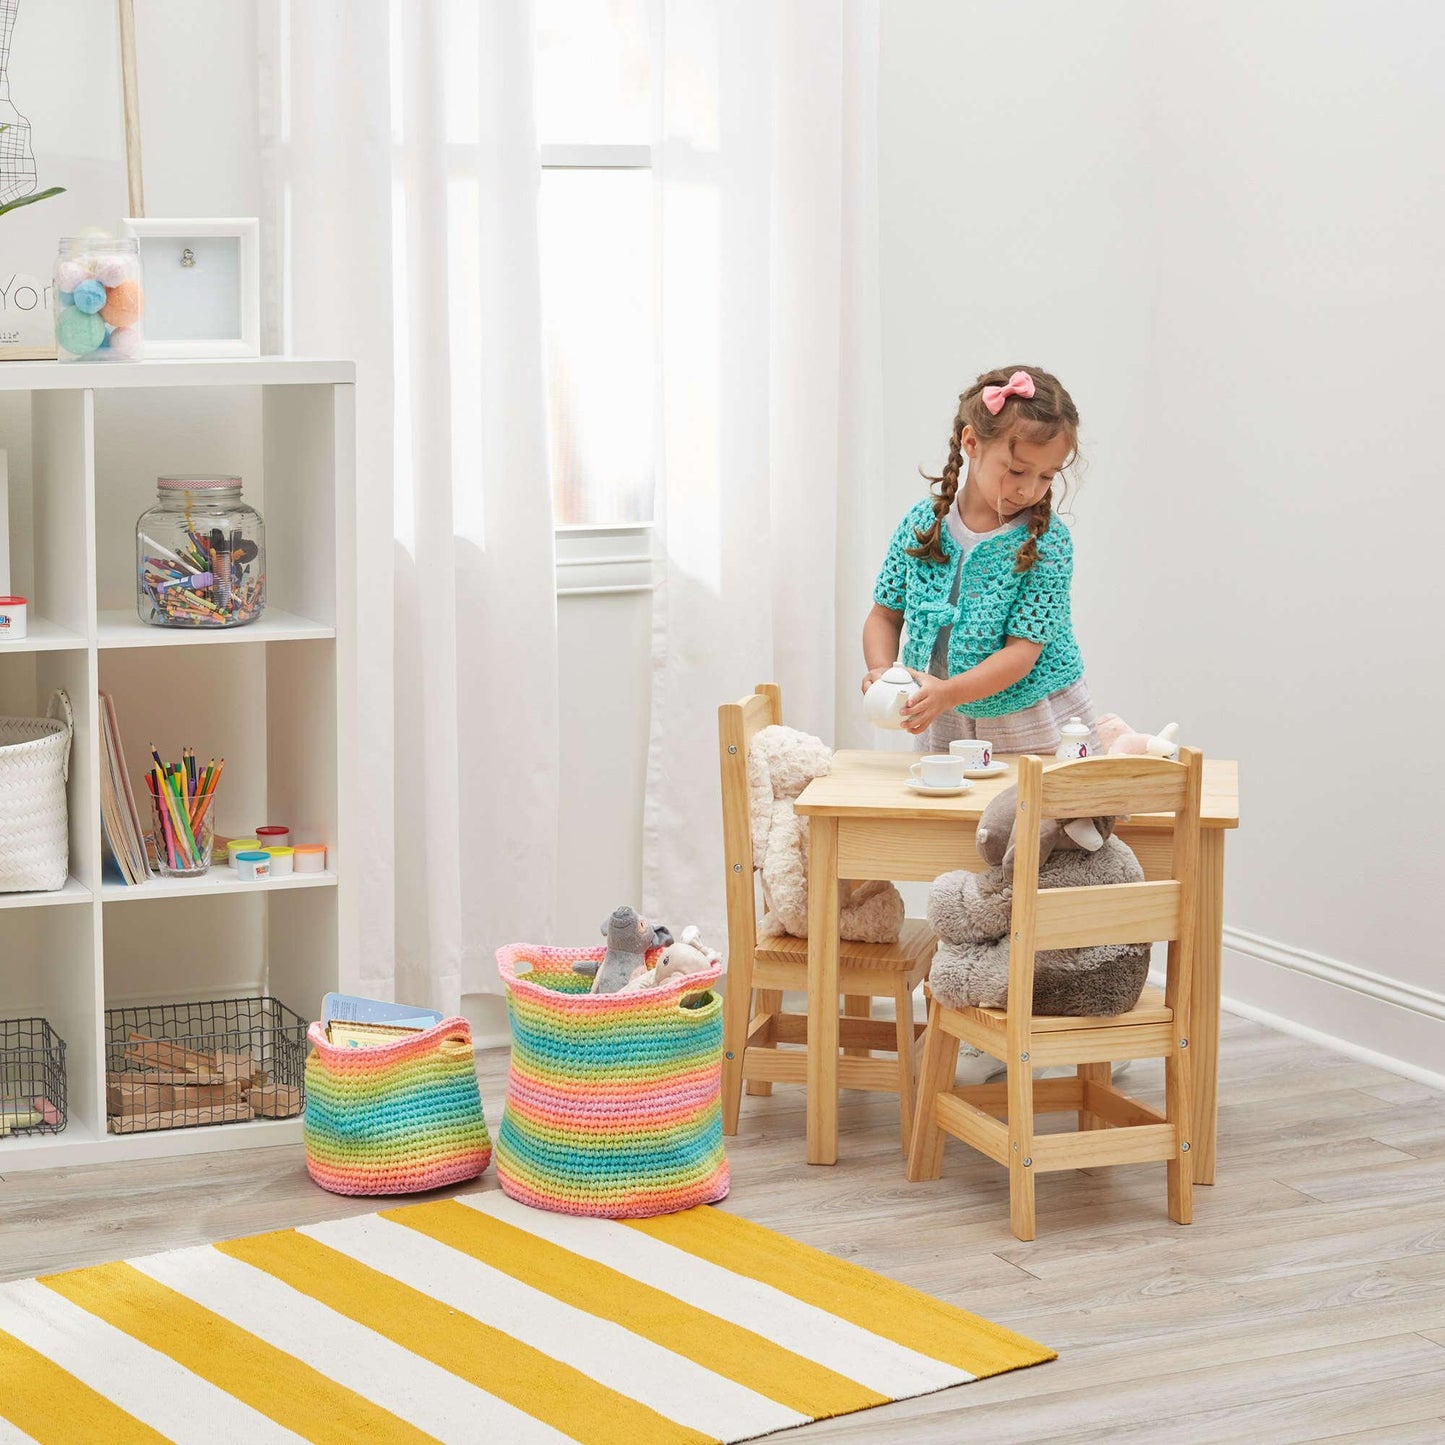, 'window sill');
555,523,656,597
